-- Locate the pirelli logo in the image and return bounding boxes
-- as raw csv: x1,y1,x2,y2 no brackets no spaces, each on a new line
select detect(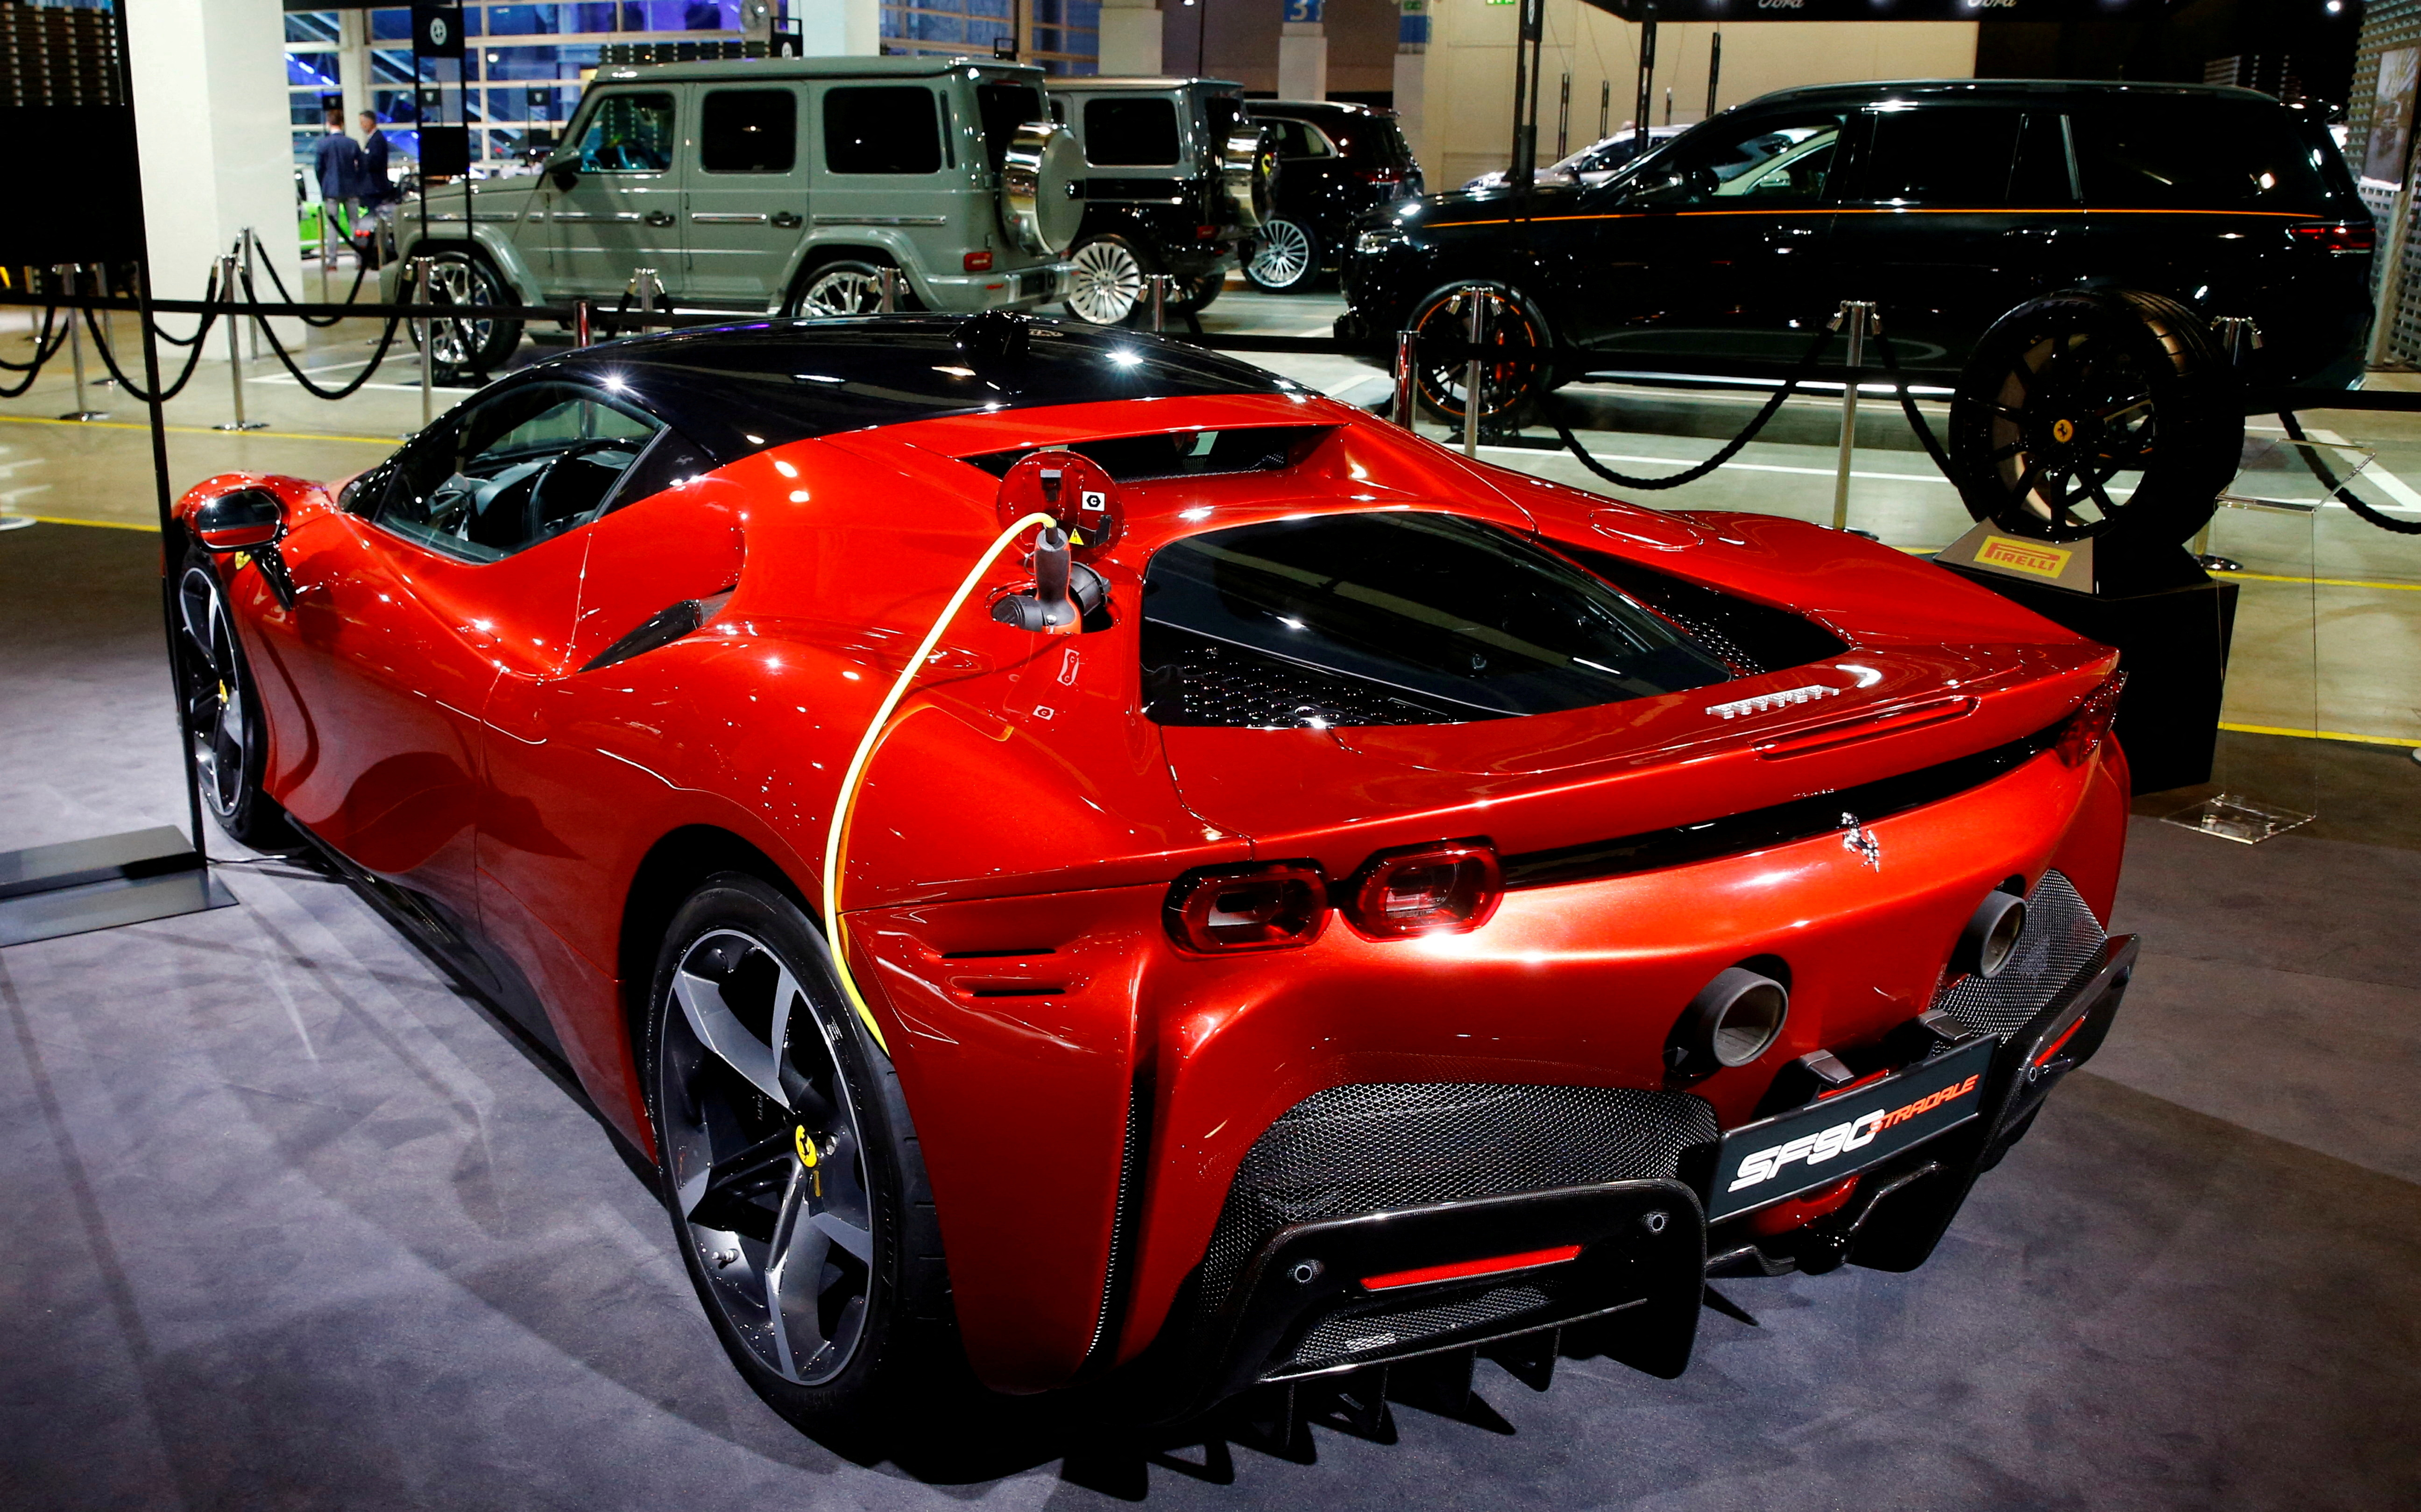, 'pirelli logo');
1975,535,2074,580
